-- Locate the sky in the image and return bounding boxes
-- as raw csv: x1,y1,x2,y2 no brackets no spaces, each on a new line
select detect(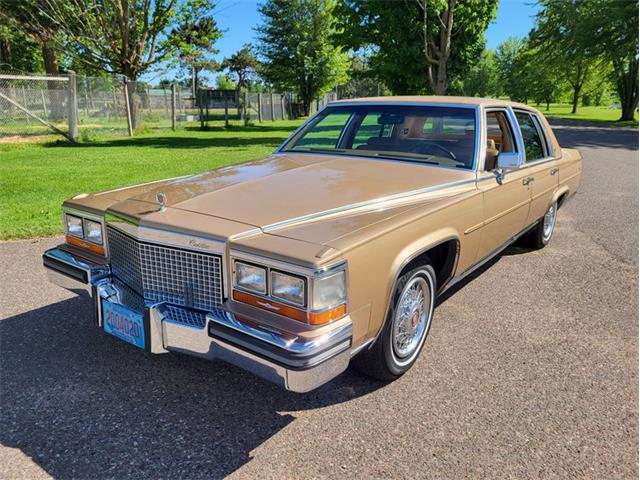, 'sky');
145,0,541,82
